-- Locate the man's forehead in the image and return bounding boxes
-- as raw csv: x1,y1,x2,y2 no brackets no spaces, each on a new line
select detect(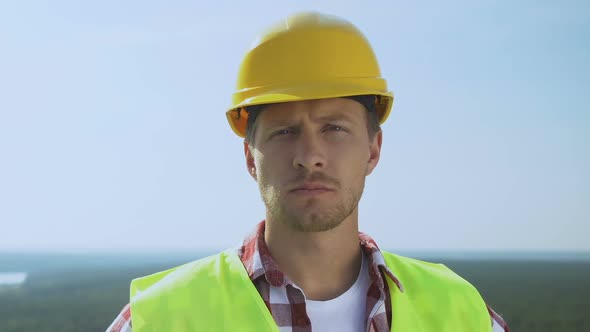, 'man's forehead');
260,98,365,122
